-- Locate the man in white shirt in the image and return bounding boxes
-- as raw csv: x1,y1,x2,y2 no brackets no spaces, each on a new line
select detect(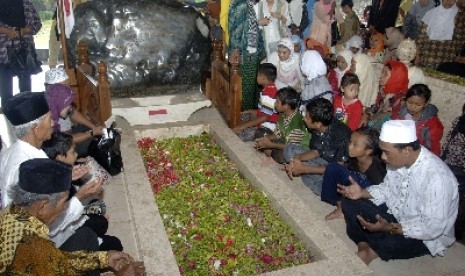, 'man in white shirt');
338,120,459,264
0,92,103,249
